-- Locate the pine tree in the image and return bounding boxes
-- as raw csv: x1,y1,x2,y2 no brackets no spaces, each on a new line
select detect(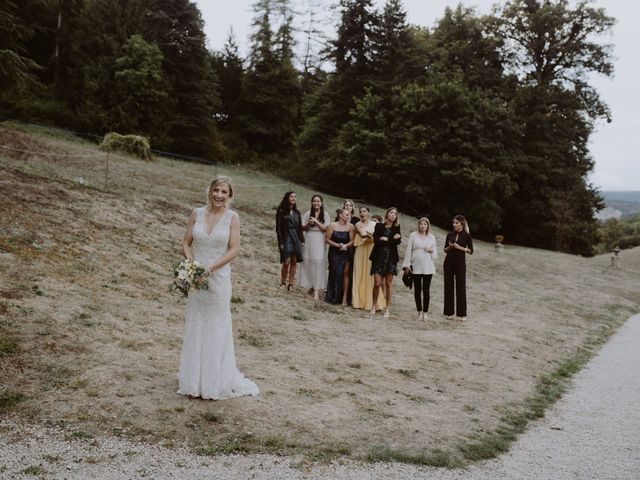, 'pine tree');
111,34,169,140
240,0,299,160
298,0,378,166
0,0,44,103
216,29,244,129
145,0,222,159
69,0,150,130
370,0,414,94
